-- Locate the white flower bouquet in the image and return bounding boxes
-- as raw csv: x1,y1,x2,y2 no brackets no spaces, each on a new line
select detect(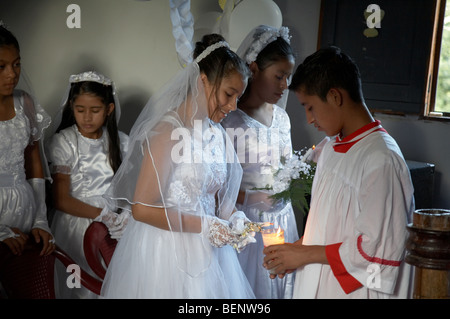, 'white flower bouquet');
258,147,316,215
